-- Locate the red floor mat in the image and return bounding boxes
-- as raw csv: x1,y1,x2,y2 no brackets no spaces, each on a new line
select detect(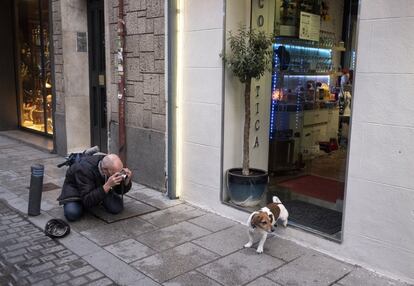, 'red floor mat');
278,175,344,203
